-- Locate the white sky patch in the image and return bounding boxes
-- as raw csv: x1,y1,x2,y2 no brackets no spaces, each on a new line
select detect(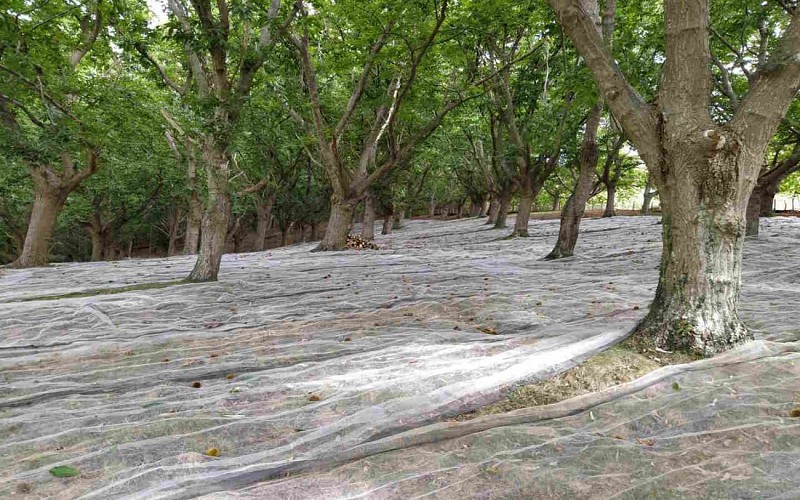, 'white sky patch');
146,0,168,27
